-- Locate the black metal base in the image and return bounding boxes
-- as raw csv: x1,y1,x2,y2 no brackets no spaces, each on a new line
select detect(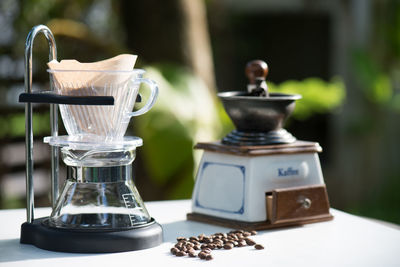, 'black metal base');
20,217,163,253
222,129,296,146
